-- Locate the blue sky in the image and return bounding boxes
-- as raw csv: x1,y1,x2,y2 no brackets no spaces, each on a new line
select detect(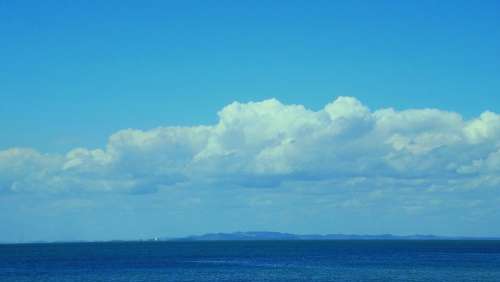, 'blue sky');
2,0,500,152
1,1,500,242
